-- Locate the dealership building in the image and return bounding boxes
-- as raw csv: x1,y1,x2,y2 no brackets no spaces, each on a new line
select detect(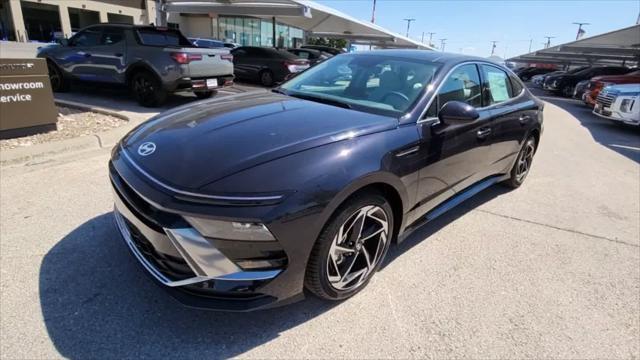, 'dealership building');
0,0,428,49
